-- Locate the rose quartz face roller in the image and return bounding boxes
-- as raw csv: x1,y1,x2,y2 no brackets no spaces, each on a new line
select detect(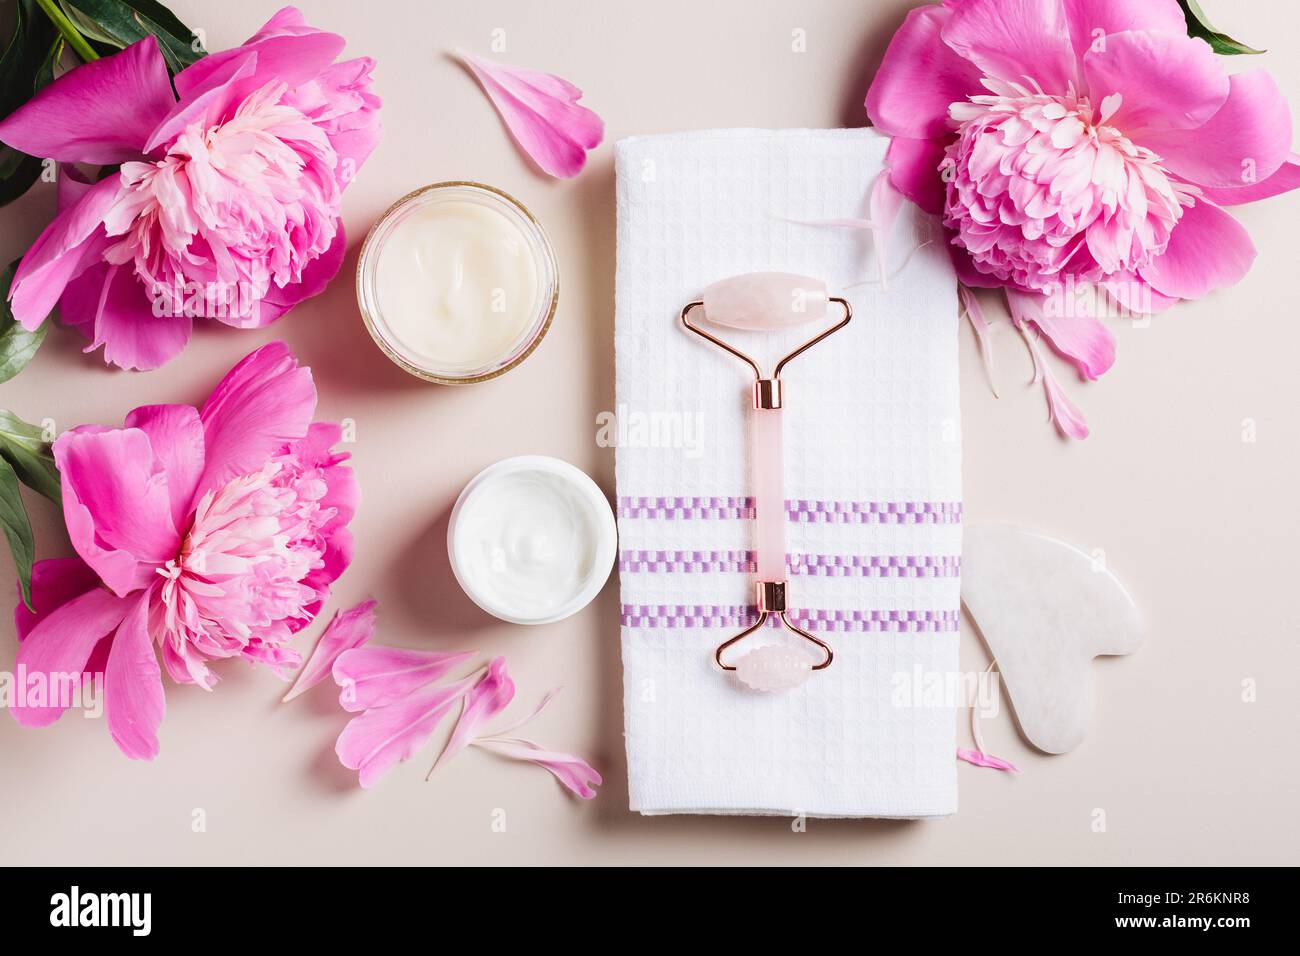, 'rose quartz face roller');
680,272,852,691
